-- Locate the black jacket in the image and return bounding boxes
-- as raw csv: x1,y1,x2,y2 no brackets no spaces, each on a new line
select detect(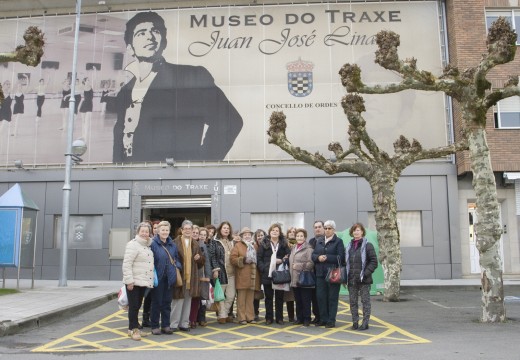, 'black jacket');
311,234,345,278
256,236,291,285
113,59,243,162
346,238,378,285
